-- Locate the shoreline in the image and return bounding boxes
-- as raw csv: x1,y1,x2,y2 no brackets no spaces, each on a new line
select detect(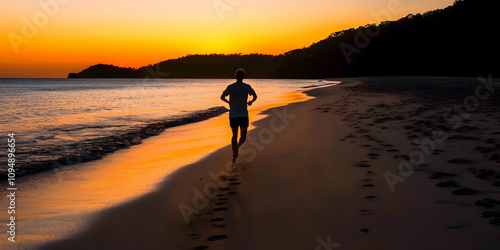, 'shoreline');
0,78,321,181
32,83,327,250
0,106,228,181
35,76,500,249
0,84,315,249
